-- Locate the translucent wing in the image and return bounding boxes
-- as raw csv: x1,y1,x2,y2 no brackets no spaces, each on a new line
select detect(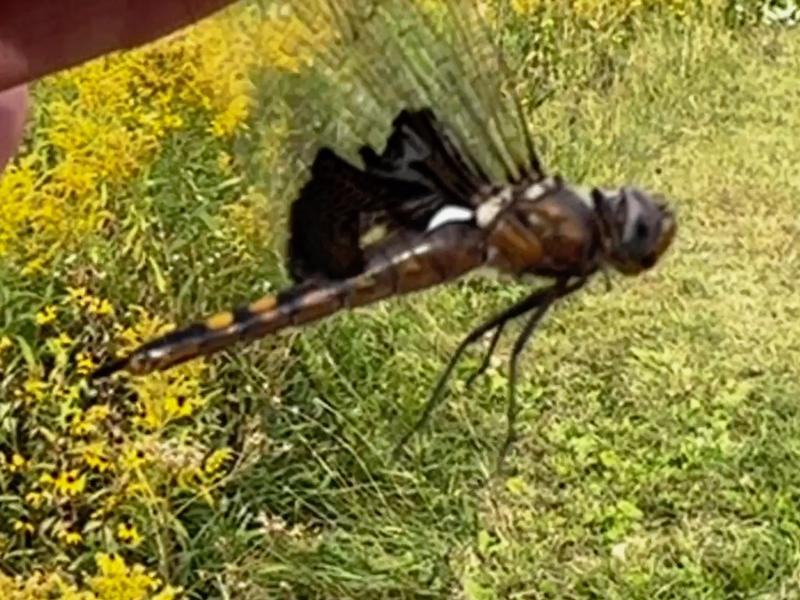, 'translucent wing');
263,0,546,281
289,0,544,185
